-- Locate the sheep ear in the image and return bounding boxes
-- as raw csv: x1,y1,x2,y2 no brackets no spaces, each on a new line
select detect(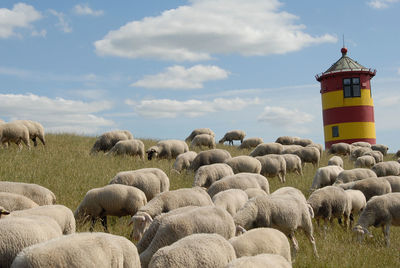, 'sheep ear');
143,213,153,223
236,225,246,235
129,215,146,226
